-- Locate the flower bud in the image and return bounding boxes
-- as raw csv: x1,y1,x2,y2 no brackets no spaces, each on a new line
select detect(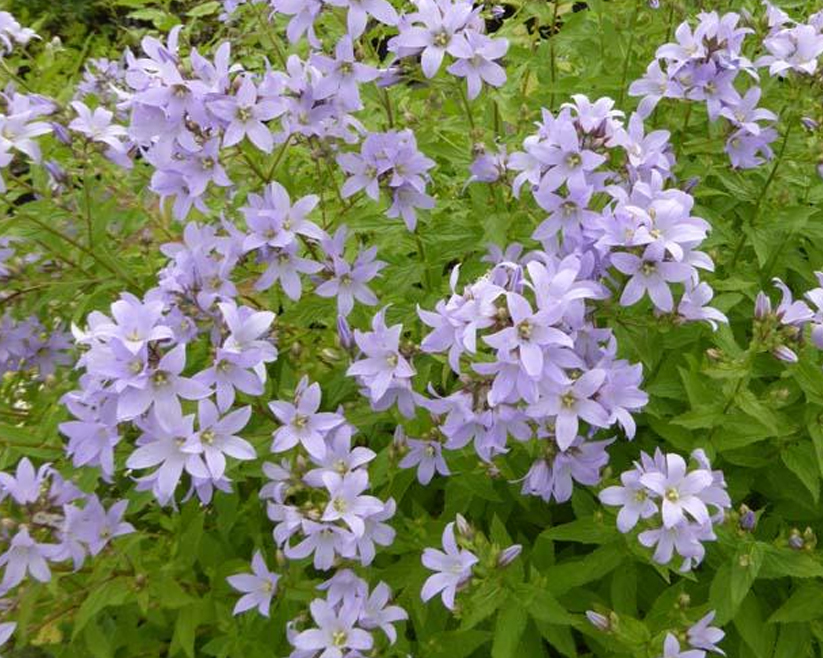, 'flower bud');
337,314,354,350
772,345,798,363
754,292,771,319
801,117,819,131
676,593,691,609
788,528,804,550
682,176,700,193
455,514,472,539
585,610,612,632
51,121,72,145
739,505,756,531
497,544,522,568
